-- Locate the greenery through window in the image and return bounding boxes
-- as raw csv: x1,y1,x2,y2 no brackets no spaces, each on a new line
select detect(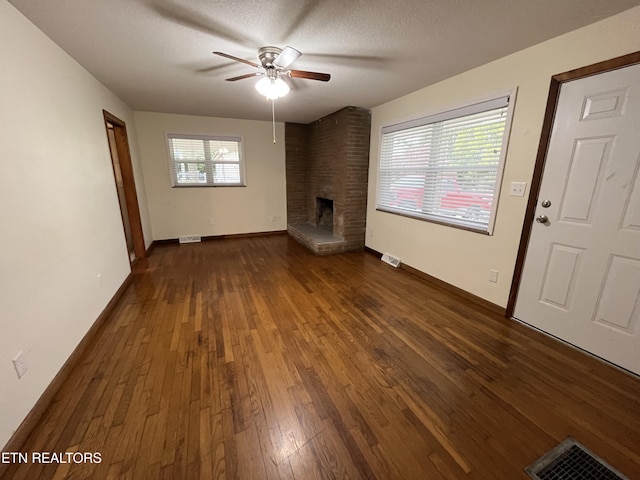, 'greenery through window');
377,94,515,233
167,134,245,187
